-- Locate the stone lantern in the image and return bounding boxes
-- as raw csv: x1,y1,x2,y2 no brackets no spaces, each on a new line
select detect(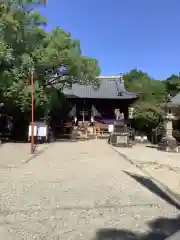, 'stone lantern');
158,95,179,152
128,107,134,120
